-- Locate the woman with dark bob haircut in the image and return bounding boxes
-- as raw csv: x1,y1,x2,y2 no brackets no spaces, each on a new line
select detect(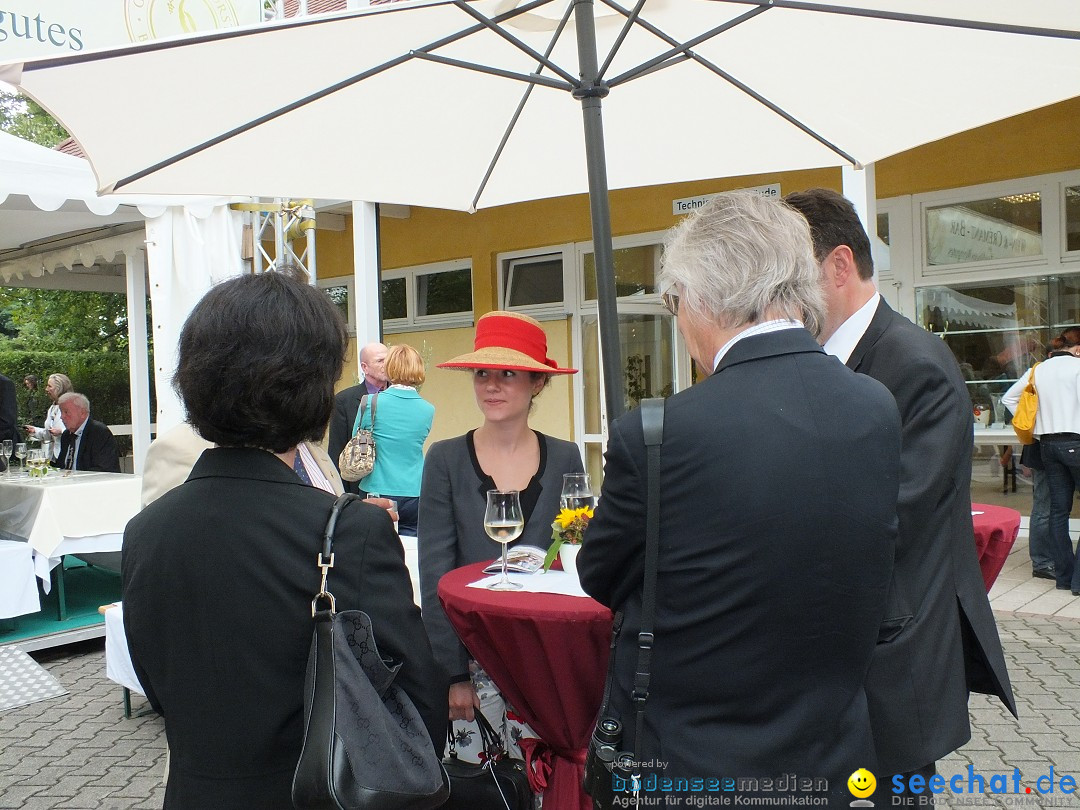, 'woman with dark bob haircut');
122,271,446,810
